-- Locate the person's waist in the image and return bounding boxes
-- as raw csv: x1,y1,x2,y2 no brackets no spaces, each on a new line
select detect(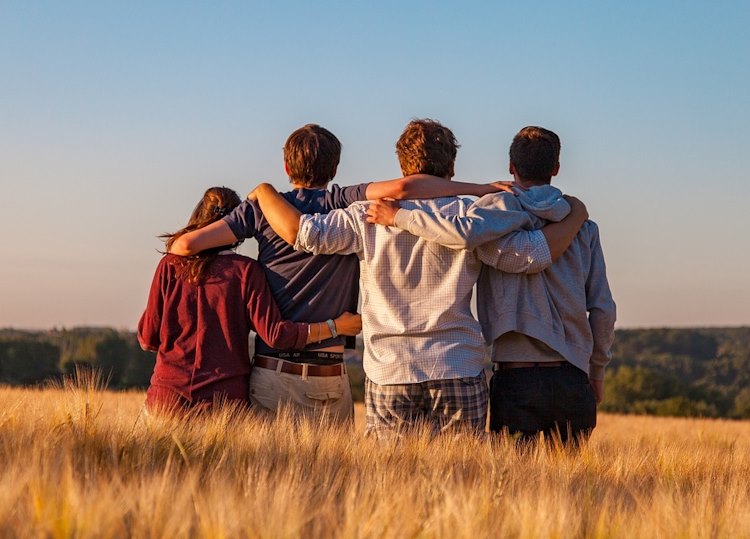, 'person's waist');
255,350,344,365
253,355,346,377
494,360,571,369
255,336,348,356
